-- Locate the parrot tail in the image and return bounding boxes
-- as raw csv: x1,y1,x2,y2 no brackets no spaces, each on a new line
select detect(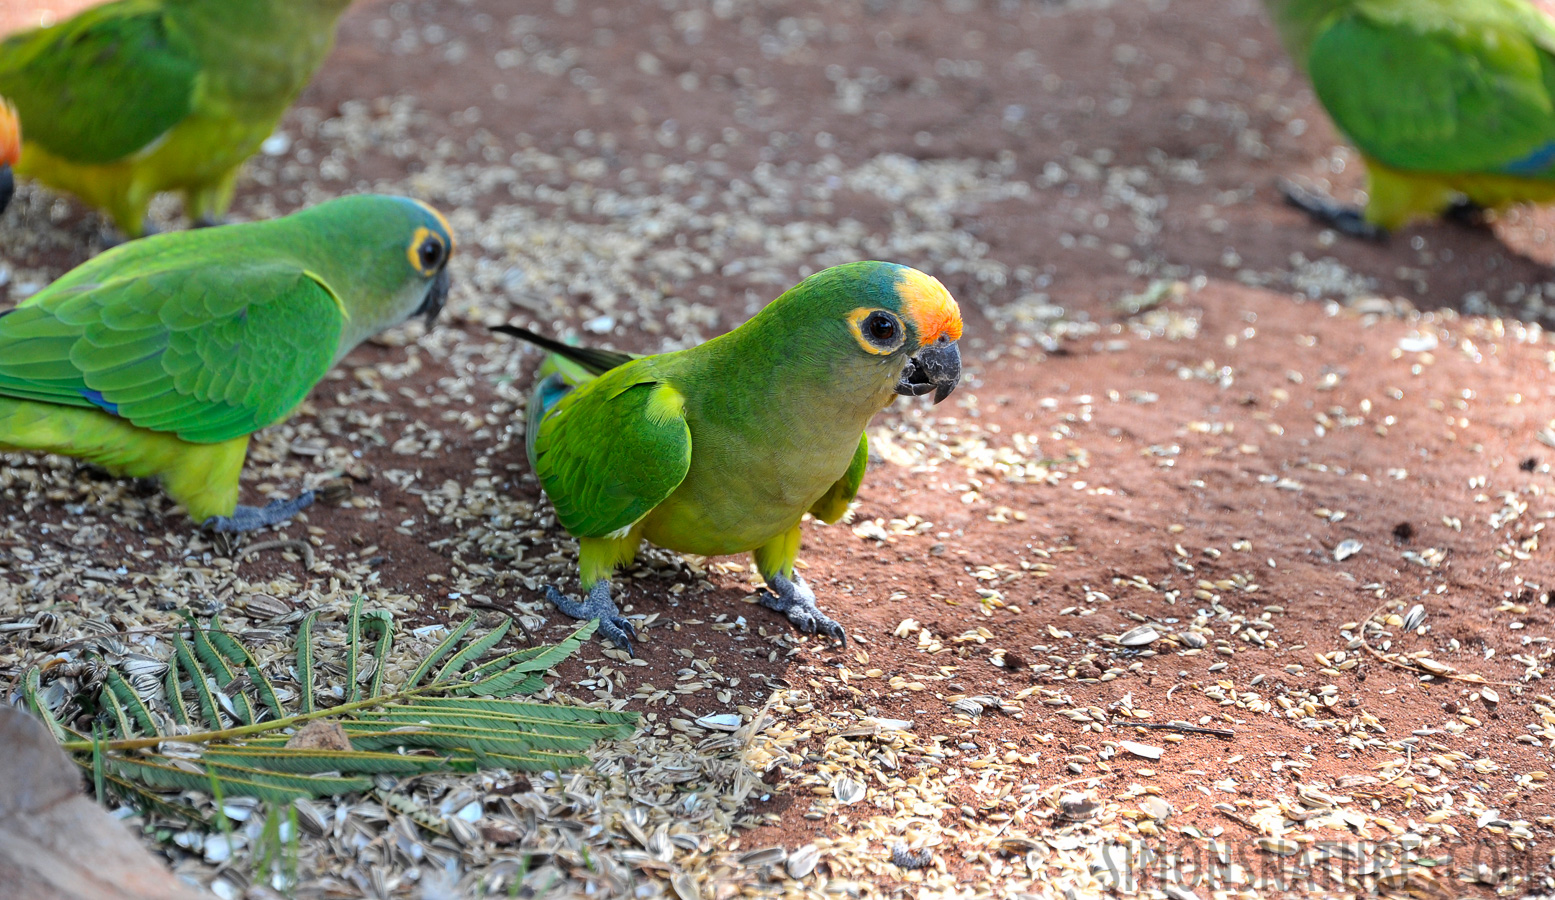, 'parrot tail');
0,397,249,522
490,323,634,376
